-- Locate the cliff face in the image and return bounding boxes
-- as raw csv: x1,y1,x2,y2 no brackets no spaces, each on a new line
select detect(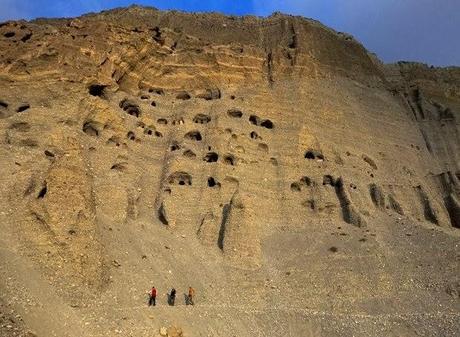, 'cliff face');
383,62,460,227
0,6,458,337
